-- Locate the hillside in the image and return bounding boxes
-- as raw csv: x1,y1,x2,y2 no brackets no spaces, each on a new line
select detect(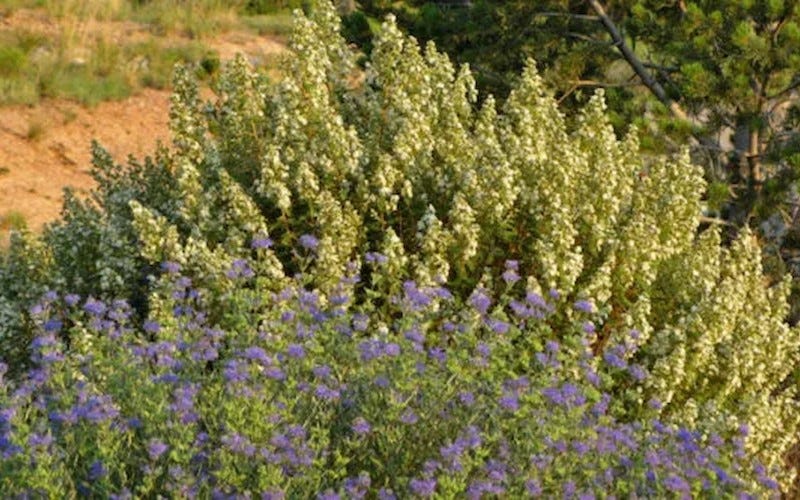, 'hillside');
0,5,288,241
